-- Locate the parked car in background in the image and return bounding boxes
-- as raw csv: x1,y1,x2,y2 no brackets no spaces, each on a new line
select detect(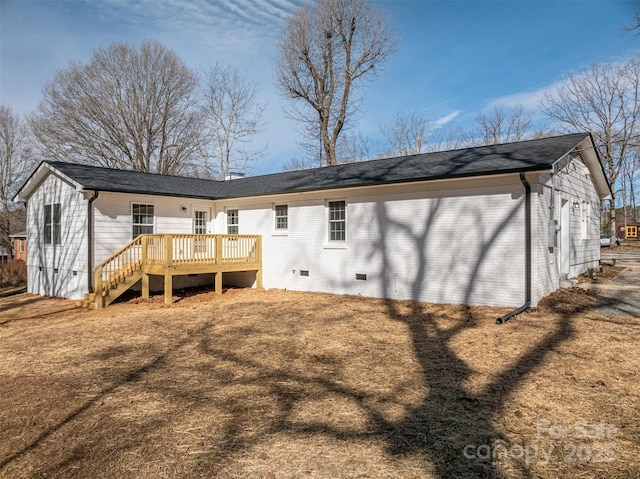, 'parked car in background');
600,234,621,247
